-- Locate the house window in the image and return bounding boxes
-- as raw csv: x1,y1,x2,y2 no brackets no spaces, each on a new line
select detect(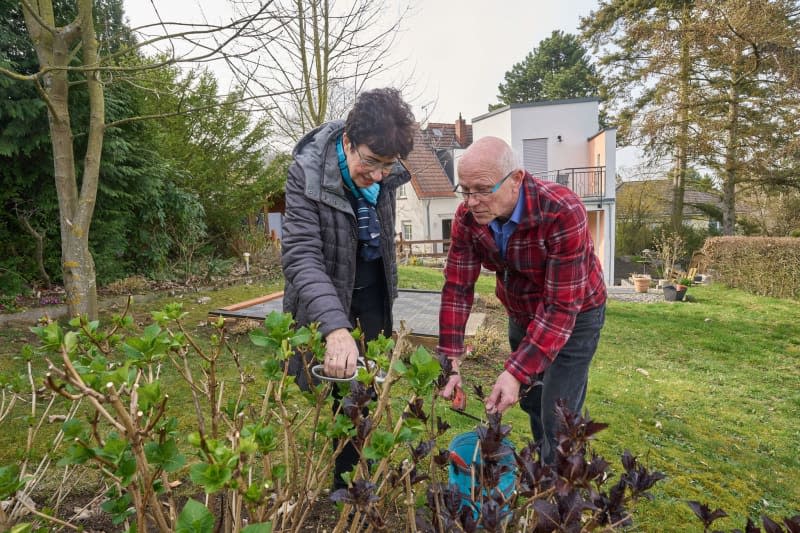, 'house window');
523,138,548,177
402,221,413,241
442,219,452,254
398,184,407,199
